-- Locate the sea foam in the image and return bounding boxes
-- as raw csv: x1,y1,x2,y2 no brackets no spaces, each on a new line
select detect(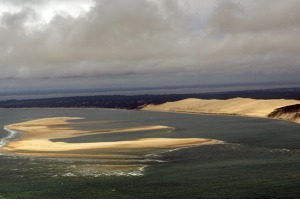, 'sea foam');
0,127,18,147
